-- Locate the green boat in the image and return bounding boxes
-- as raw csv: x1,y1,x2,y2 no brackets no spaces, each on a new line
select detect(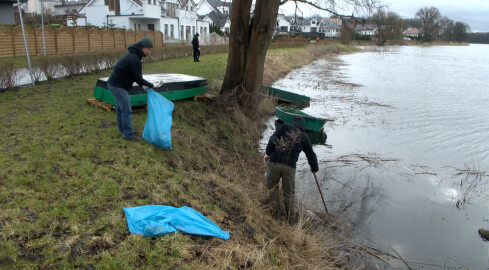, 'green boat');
261,85,311,107
274,106,333,132
93,73,208,106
